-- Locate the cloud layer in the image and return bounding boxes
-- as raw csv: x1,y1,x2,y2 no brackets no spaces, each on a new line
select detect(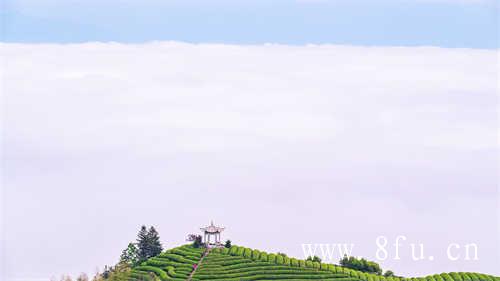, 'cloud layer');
1,42,499,280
